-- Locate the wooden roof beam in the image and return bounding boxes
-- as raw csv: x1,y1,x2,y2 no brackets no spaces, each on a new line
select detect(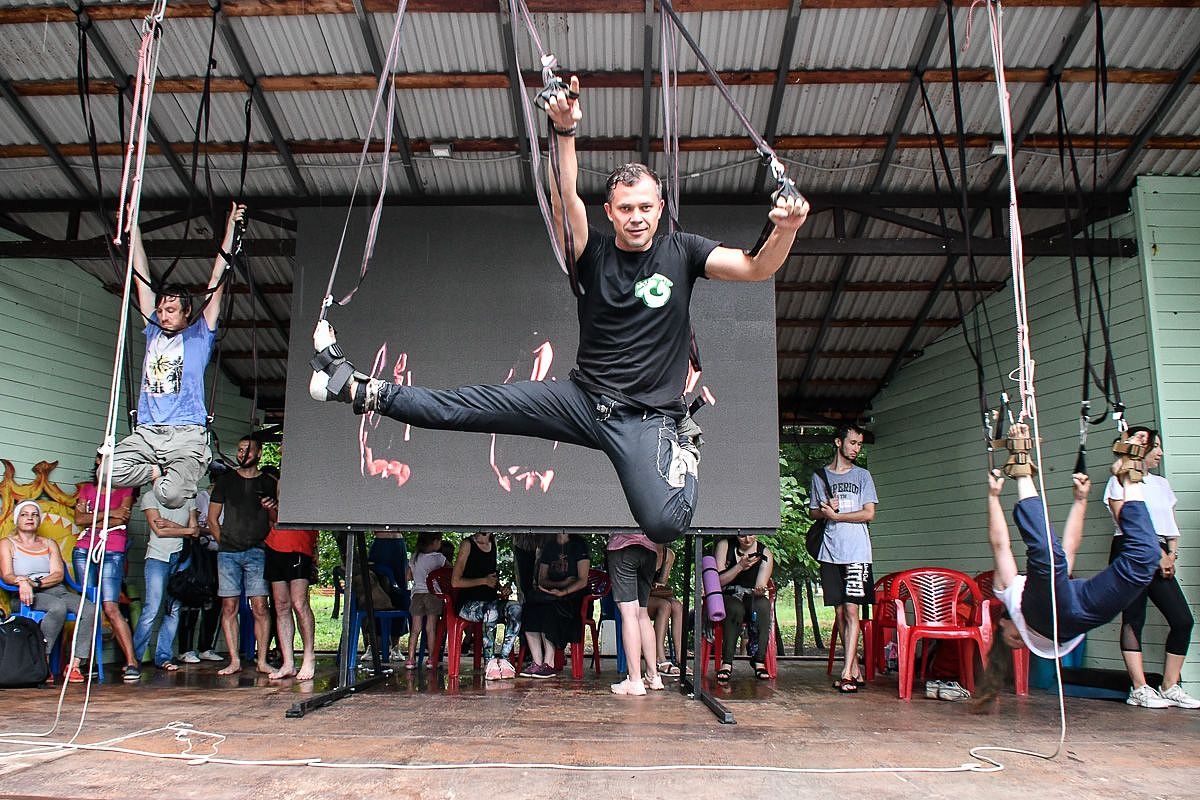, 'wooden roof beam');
7,1,1200,26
